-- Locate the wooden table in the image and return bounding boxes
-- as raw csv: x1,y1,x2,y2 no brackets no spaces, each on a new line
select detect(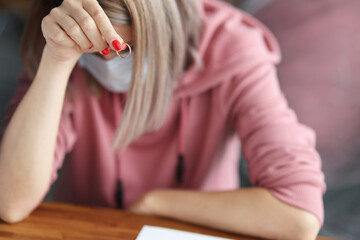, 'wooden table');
0,202,336,240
